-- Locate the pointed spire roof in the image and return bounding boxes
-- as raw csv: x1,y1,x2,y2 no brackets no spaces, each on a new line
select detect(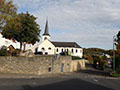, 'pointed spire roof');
43,17,50,36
